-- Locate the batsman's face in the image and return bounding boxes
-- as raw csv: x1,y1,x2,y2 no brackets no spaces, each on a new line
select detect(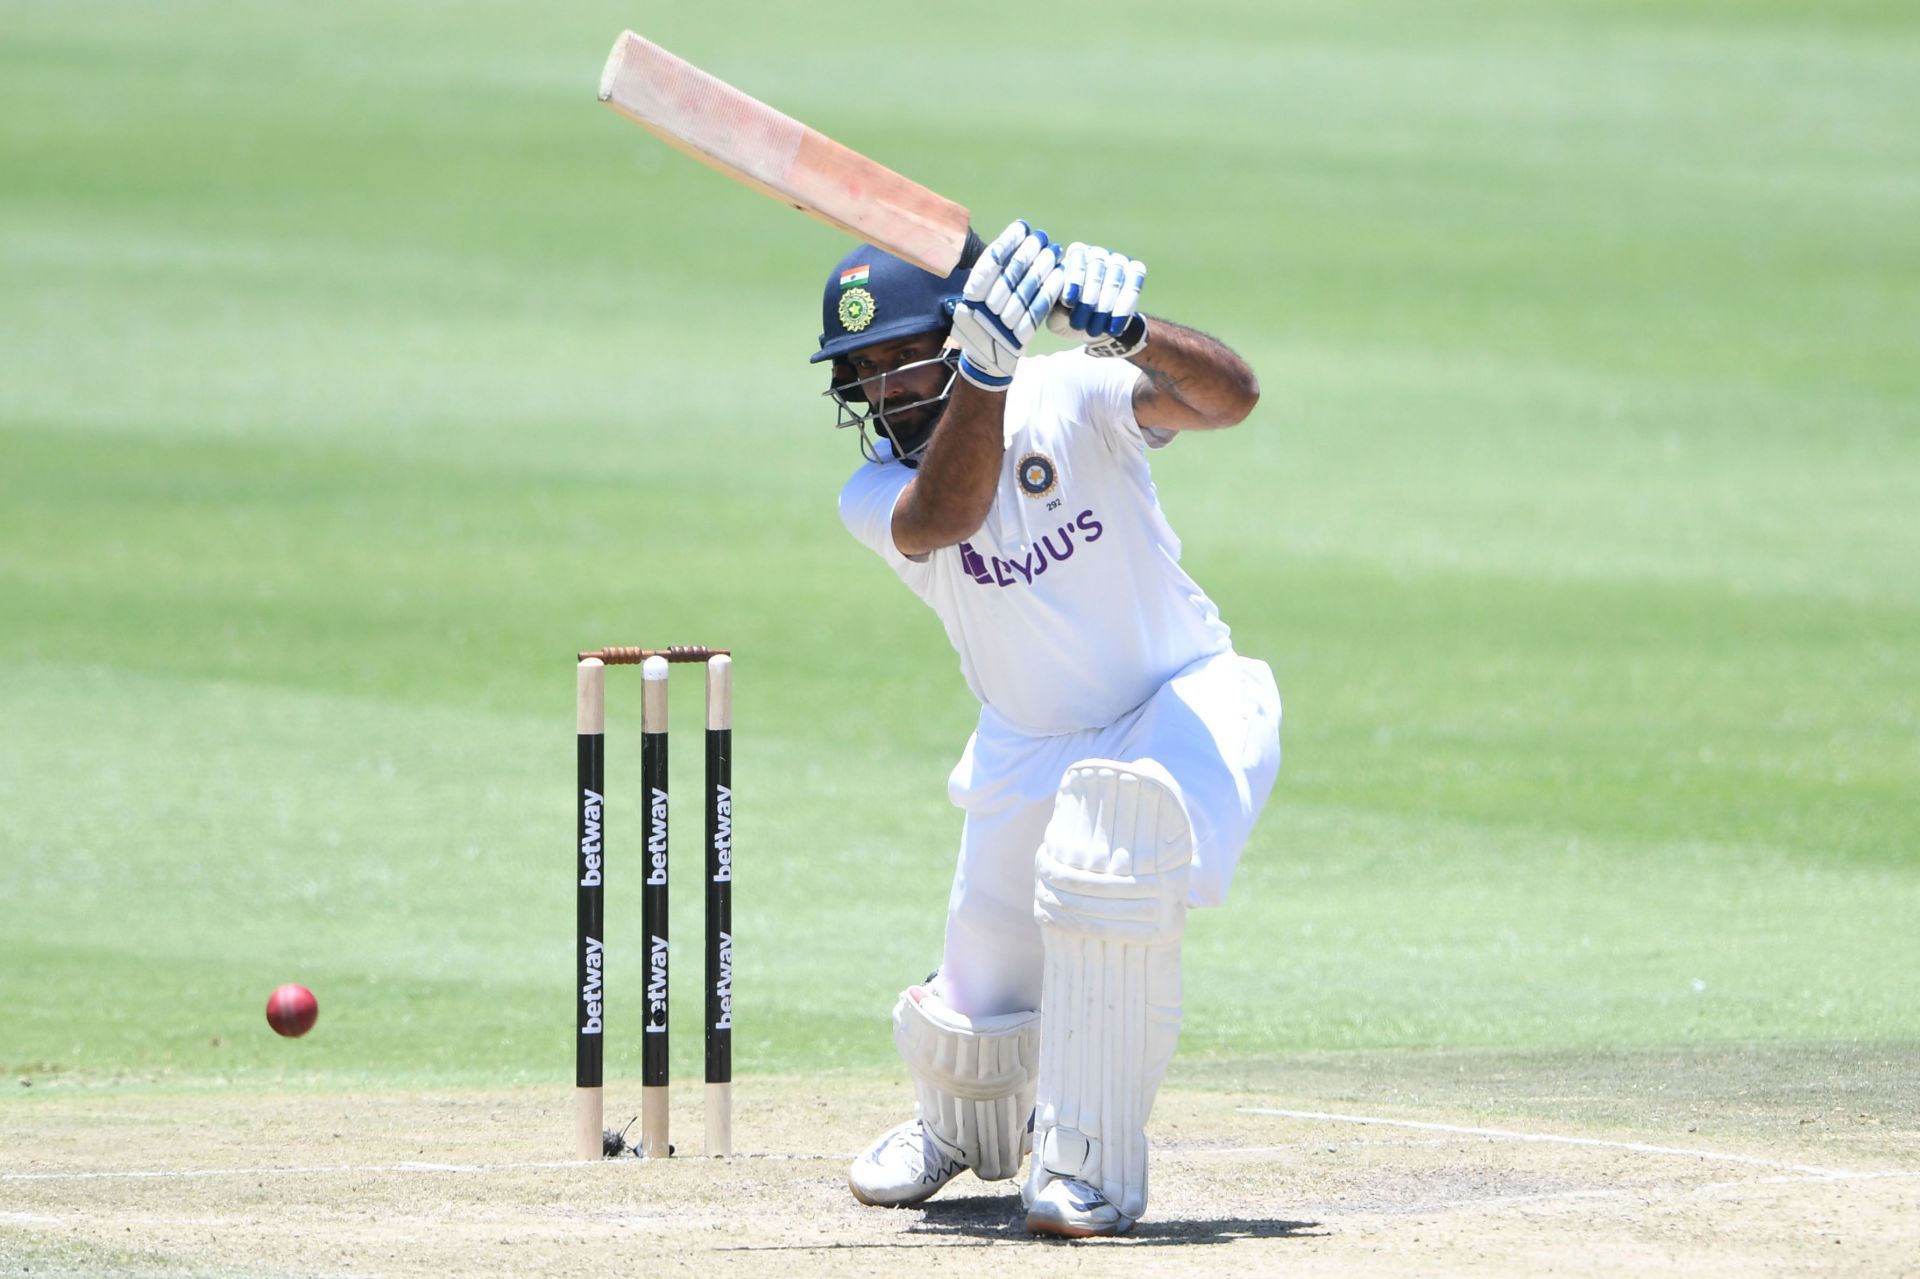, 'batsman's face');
847,331,950,438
